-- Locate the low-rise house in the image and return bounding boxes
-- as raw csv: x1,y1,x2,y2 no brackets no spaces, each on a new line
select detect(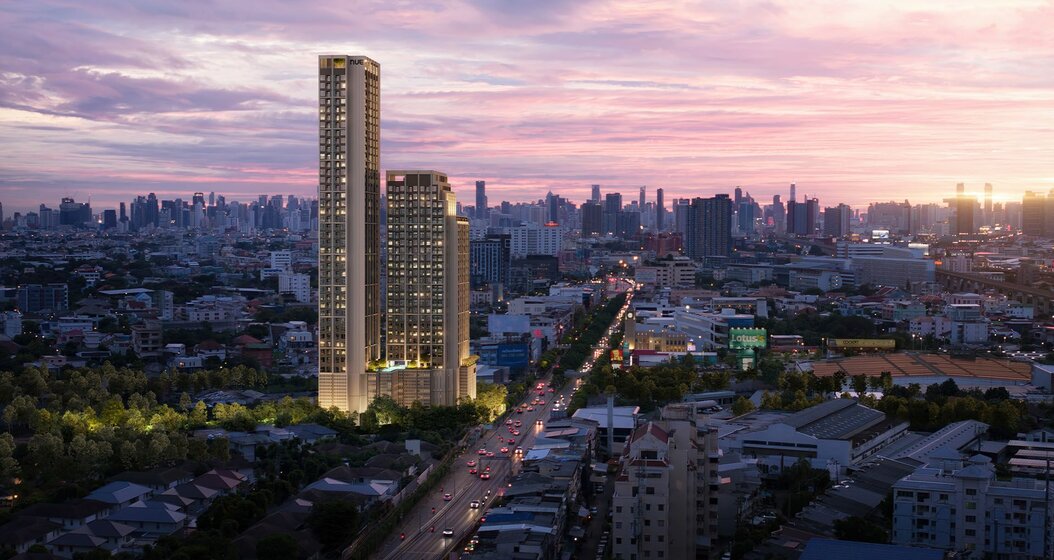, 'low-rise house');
54,520,135,558
48,532,106,559
109,467,192,494
0,518,62,555
15,500,111,531
162,483,219,515
85,482,153,511
106,501,187,538
193,469,247,496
